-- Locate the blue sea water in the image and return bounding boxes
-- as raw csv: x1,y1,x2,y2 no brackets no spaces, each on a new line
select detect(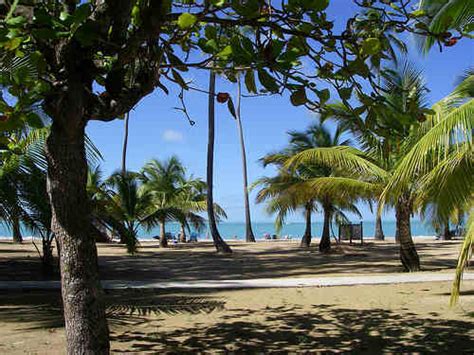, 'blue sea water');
0,220,436,240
